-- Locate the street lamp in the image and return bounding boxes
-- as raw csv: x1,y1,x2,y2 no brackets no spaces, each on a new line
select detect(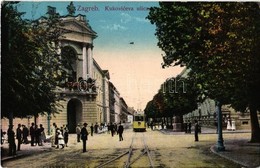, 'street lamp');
216,101,225,151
